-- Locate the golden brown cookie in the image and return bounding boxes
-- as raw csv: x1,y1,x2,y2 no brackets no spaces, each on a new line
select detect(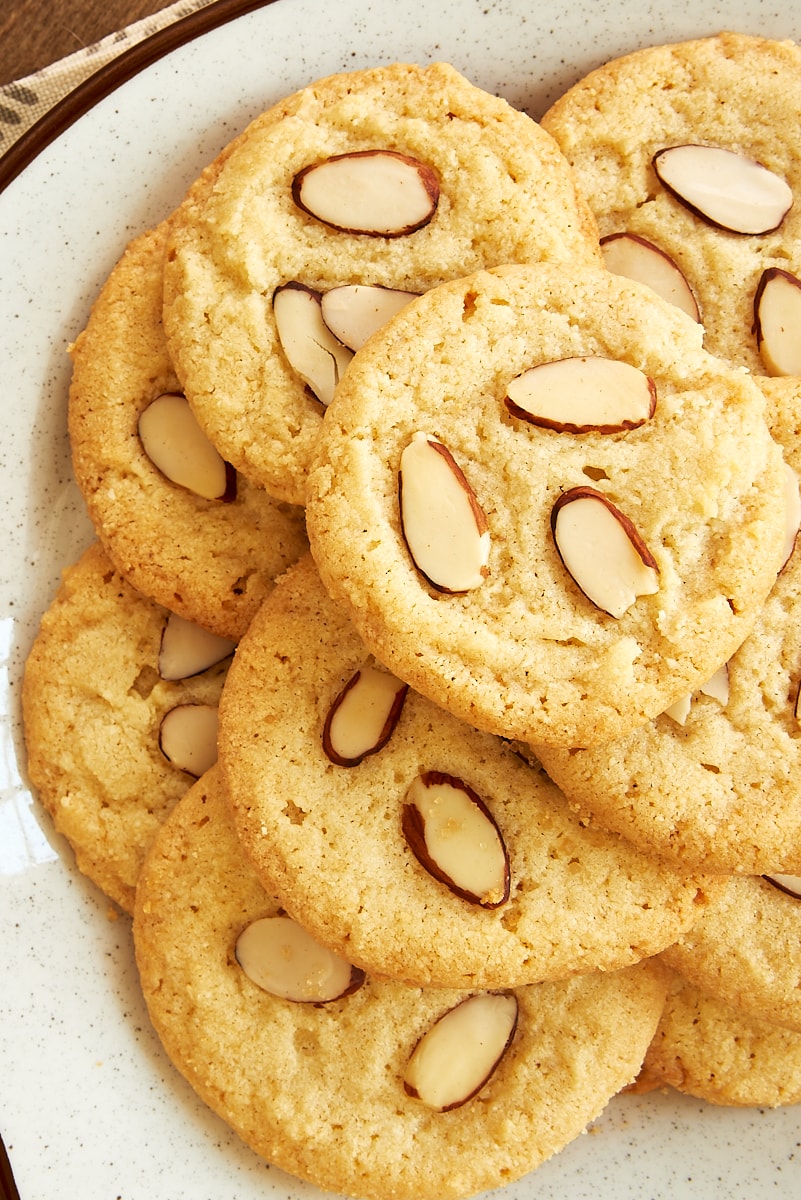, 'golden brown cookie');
541,32,801,376
69,219,308,641
217,553,718,990
305,261,787,748
22,541,232,912
162,61,603,504
133,762,670,1200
